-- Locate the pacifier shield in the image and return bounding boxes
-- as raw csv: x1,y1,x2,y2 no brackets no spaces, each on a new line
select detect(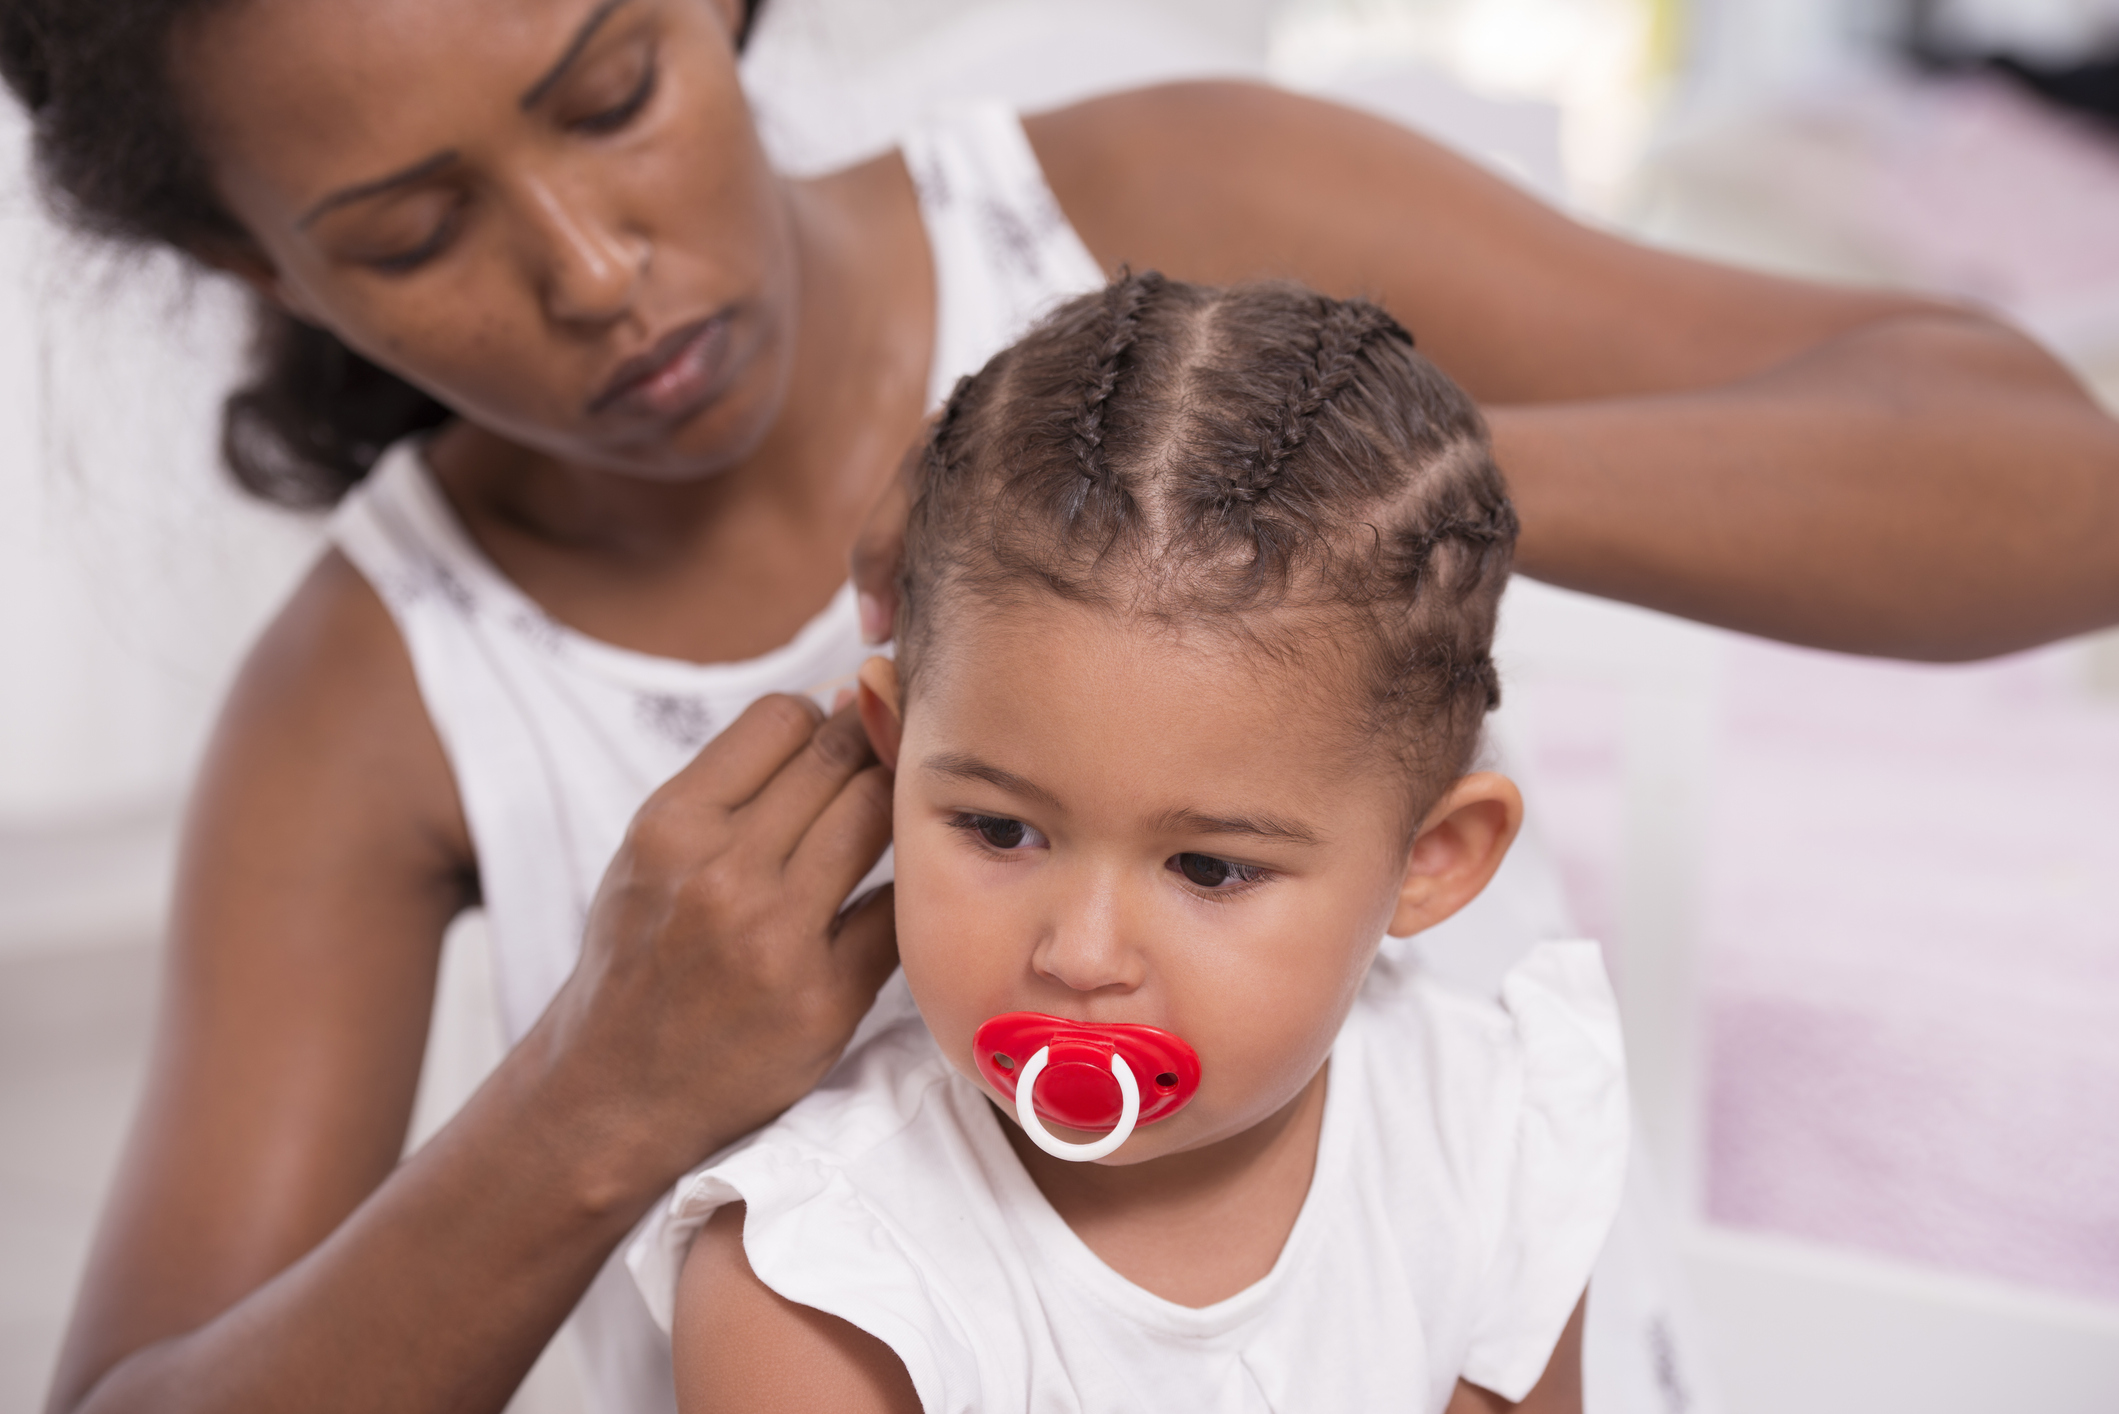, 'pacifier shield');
973,1013,1202,1131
